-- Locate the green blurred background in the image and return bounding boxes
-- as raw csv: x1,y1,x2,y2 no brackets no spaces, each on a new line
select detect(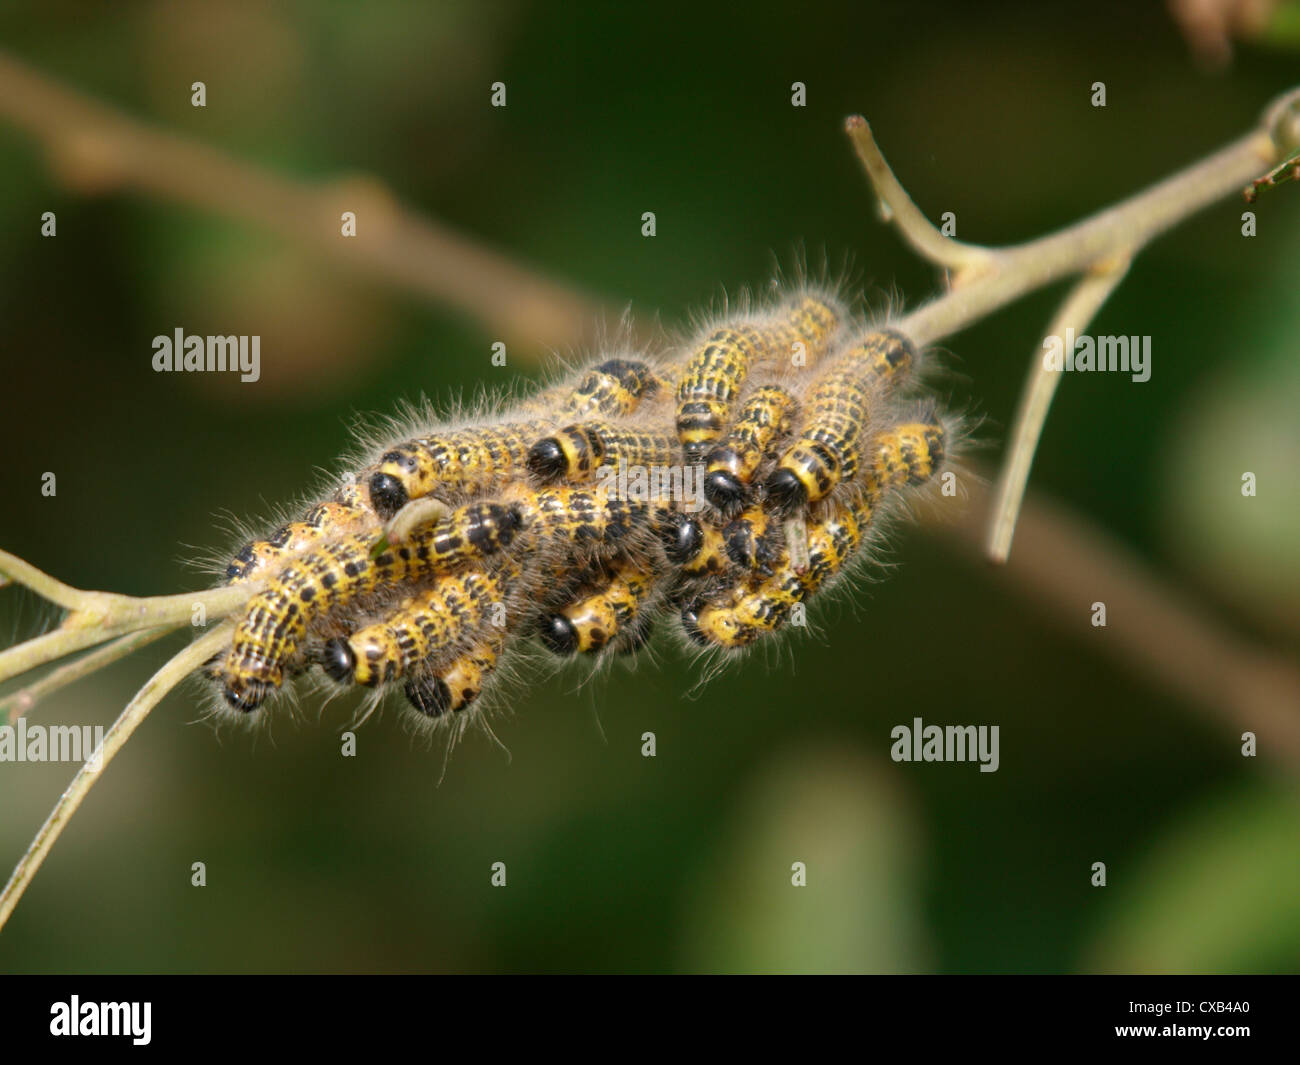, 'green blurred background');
1,0,1298,973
